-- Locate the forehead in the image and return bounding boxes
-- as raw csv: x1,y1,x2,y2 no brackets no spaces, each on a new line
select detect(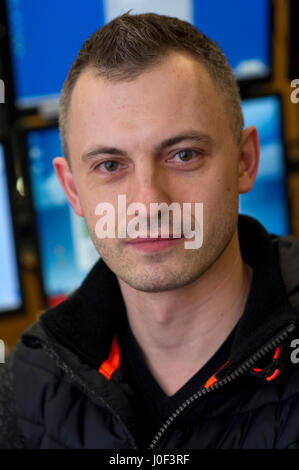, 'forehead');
67,52,228,152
